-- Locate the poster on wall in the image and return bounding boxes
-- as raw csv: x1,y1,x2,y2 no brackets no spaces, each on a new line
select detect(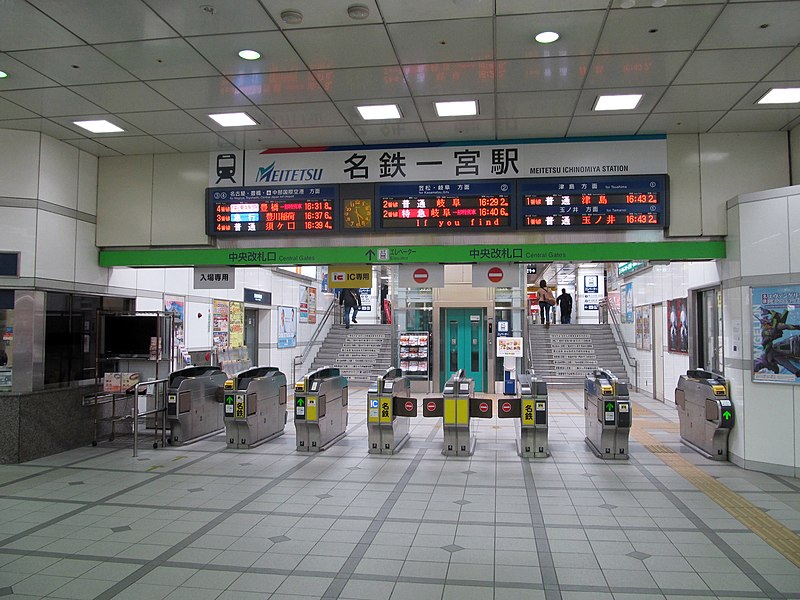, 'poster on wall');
622,283,634,323
667,297,688,354
752,285,800,384
635,305,651,351
308,287,317,324
582,274,601,311
359,288,372,312
300,285,310,323
212,299,230,348
278,306,297,349
164,295,187,365
229,301,244,348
